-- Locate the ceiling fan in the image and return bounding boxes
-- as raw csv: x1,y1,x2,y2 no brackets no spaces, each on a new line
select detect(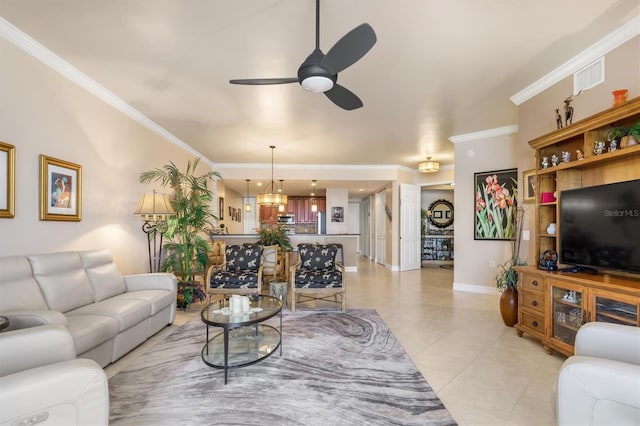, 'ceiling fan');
229,0,377,110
